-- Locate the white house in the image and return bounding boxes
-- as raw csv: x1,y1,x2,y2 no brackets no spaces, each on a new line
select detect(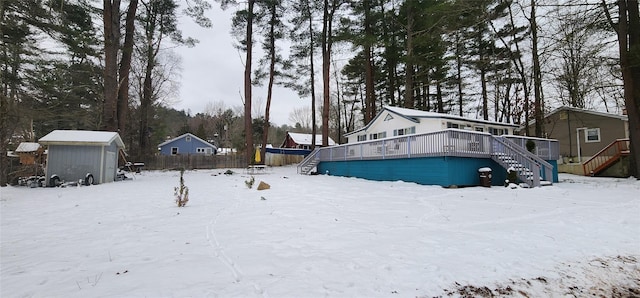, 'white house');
344,106,519,143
